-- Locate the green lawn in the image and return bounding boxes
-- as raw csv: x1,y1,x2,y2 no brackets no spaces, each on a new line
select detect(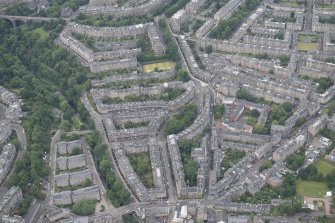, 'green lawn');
297,42,317,51
143,61,176,73
316,159,335,176
296,180,329,198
